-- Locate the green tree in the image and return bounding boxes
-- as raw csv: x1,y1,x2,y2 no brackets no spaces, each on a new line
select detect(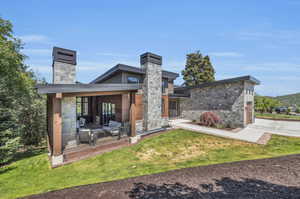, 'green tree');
0,17,46,164
255,96,282,113
181,51,215,86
